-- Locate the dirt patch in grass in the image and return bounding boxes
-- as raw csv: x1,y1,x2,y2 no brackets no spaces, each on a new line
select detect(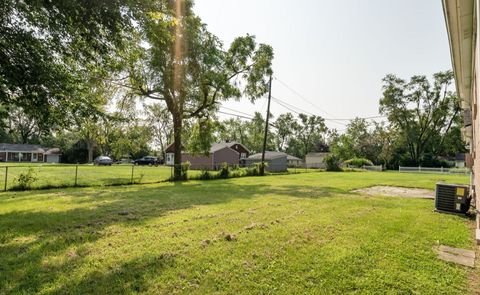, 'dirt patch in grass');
353,186,434,199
